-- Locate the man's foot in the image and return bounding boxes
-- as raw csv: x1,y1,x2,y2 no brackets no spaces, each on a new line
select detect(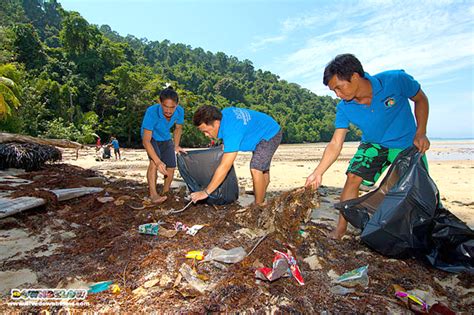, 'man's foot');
328,227,346,240
151,195,167,204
